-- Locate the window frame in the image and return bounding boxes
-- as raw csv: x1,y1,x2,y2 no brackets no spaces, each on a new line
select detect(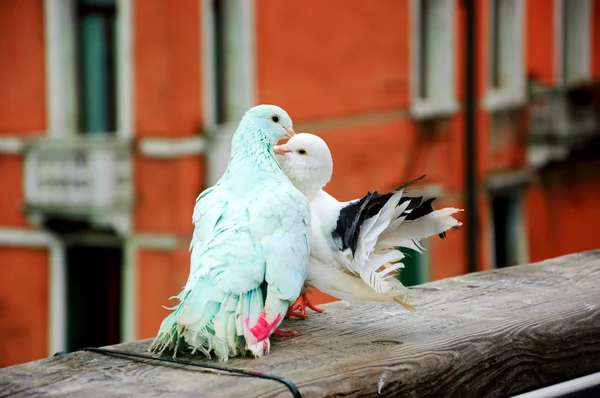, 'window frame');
555,0,592,87
43,0,133,139
410,0,458,120
201,0,255,186
484,0,526,111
